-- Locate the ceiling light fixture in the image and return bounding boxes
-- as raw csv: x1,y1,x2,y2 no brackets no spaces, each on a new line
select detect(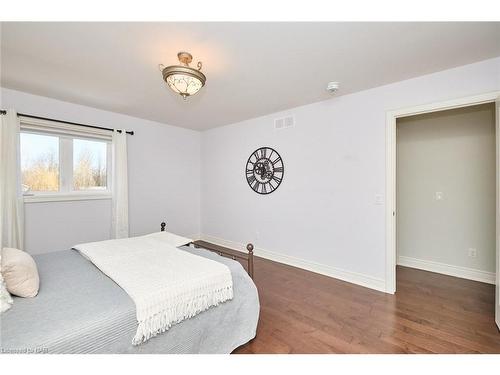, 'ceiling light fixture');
160,52,206,100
